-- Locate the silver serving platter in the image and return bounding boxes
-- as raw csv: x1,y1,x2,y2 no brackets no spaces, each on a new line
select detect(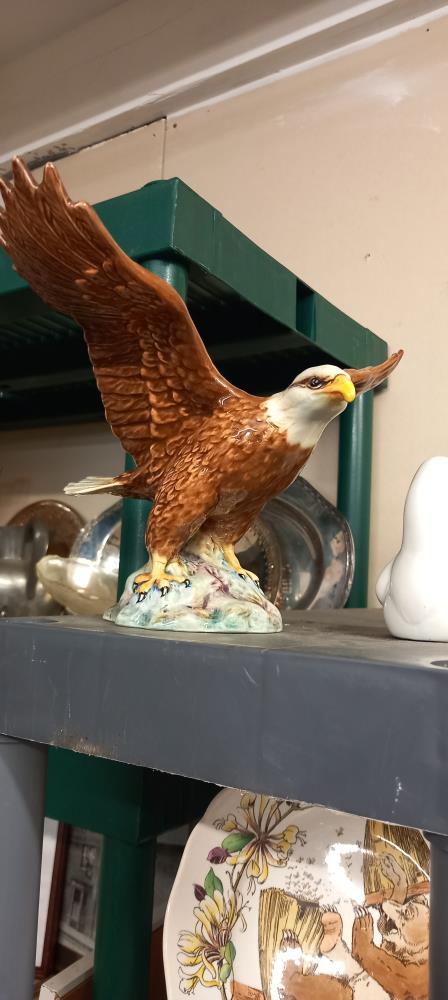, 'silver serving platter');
54,479,354,613
237,477,355,609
